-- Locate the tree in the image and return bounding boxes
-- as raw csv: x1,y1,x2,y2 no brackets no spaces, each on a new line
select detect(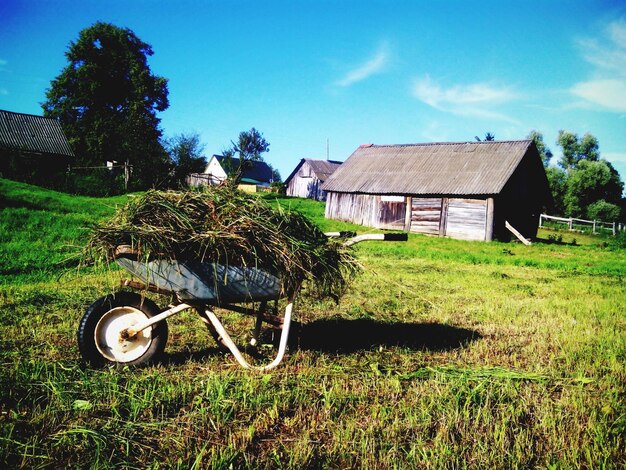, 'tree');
474,132,495,142
268,164,281,182
231,127,270,162
587,200,621,222
222,128,271,184
166,132,207,187
563,159,623,220
557,130,599,169
553,130,623,220
527,130,553,167
545,166,567,215
42,22,170,189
